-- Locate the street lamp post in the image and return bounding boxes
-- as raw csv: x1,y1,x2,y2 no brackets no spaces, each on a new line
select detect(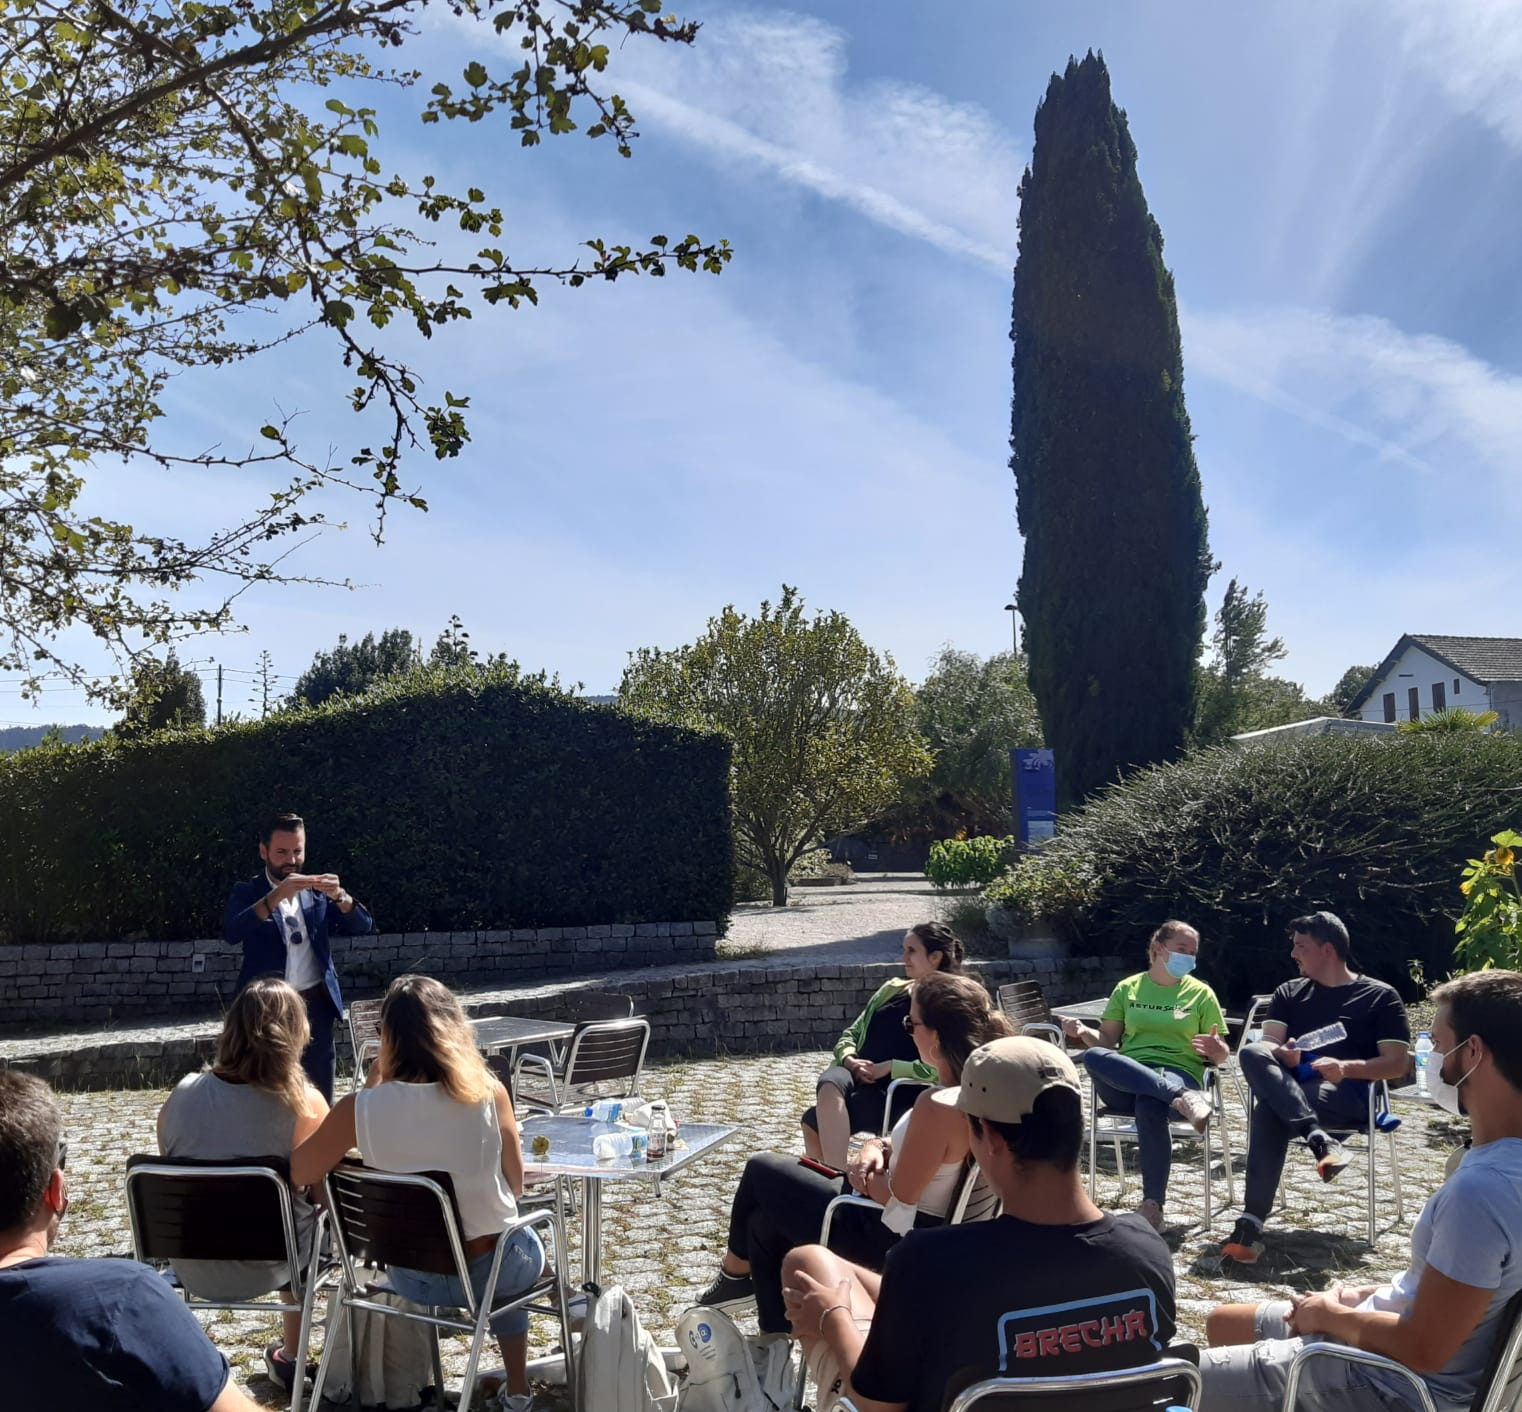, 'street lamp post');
1003,602,1020,656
